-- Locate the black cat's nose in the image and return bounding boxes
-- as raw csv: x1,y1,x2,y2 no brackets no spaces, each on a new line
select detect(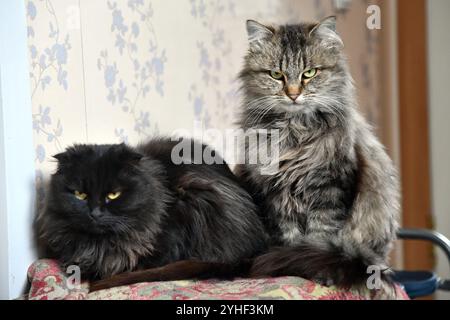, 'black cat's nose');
90,208,104,219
